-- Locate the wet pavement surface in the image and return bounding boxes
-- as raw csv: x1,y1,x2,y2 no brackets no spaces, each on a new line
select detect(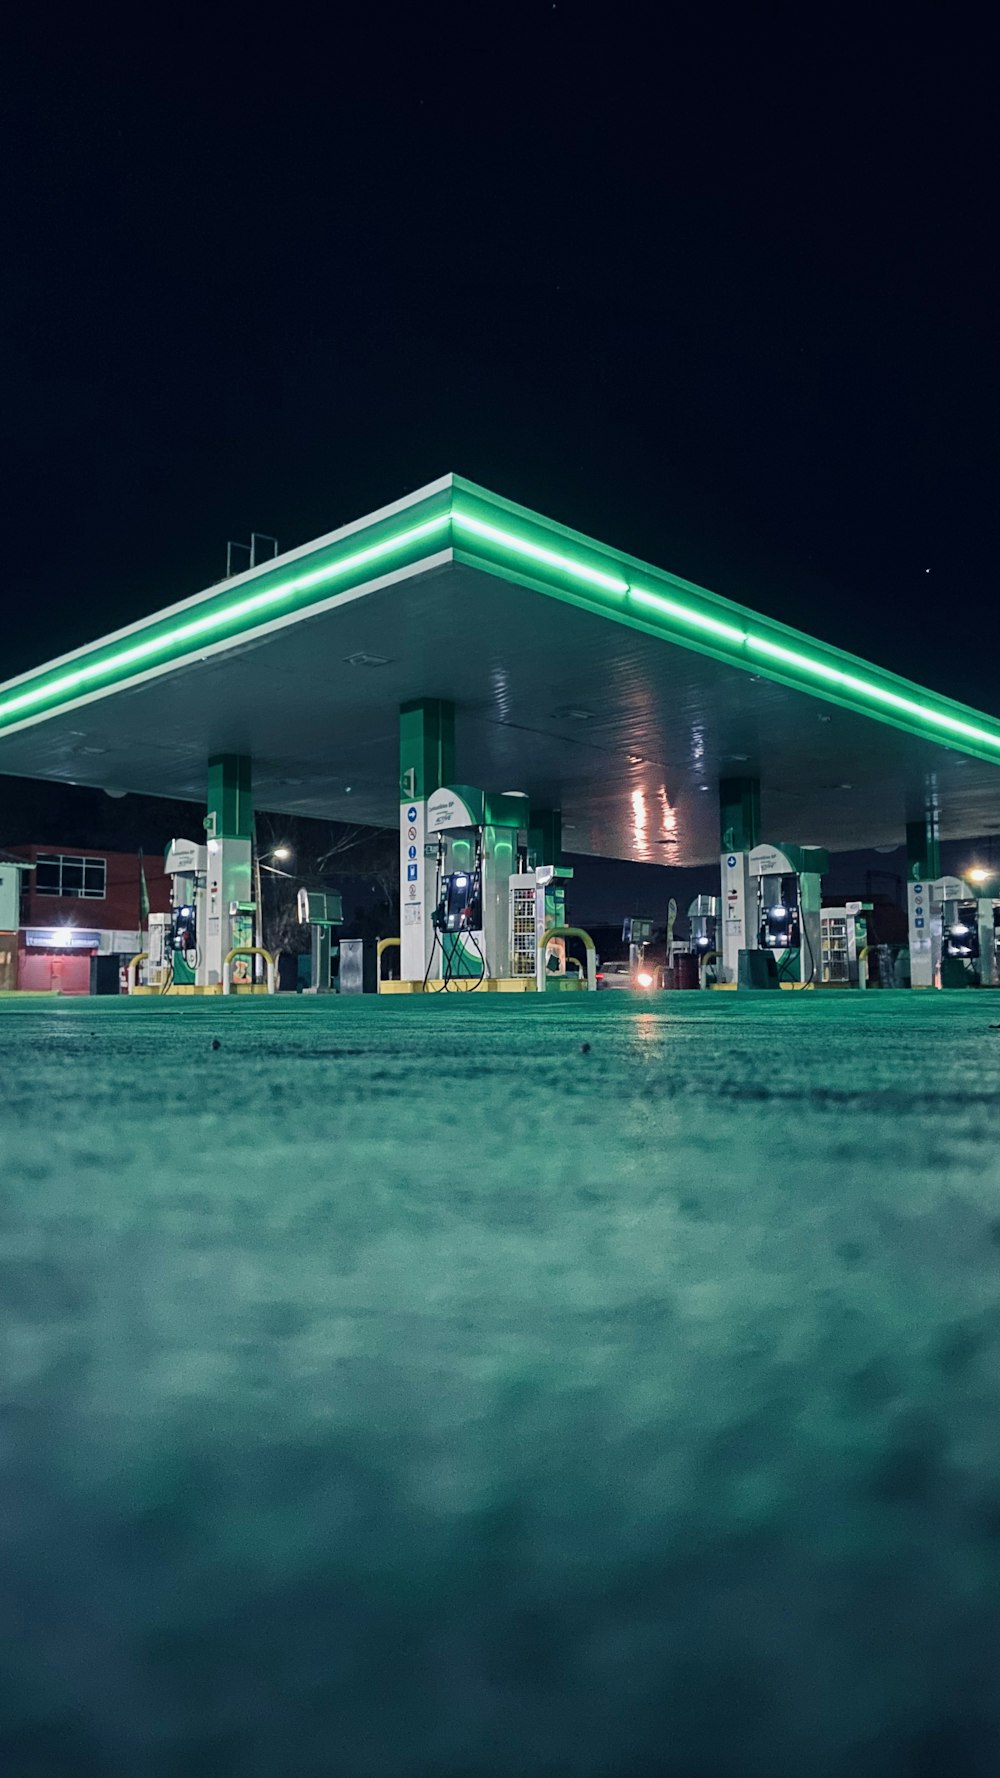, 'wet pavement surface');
4,990,1000,1776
